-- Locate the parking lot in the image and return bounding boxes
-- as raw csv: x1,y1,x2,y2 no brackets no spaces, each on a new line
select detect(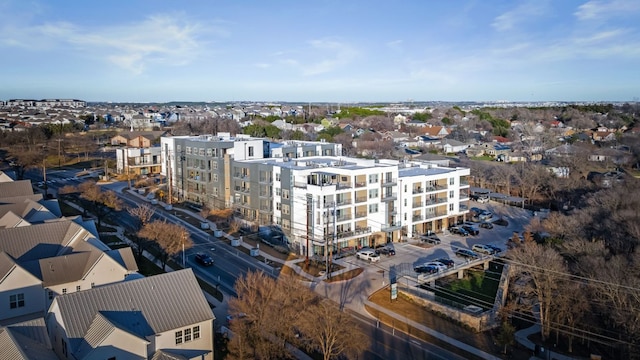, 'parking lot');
341,201,535,274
